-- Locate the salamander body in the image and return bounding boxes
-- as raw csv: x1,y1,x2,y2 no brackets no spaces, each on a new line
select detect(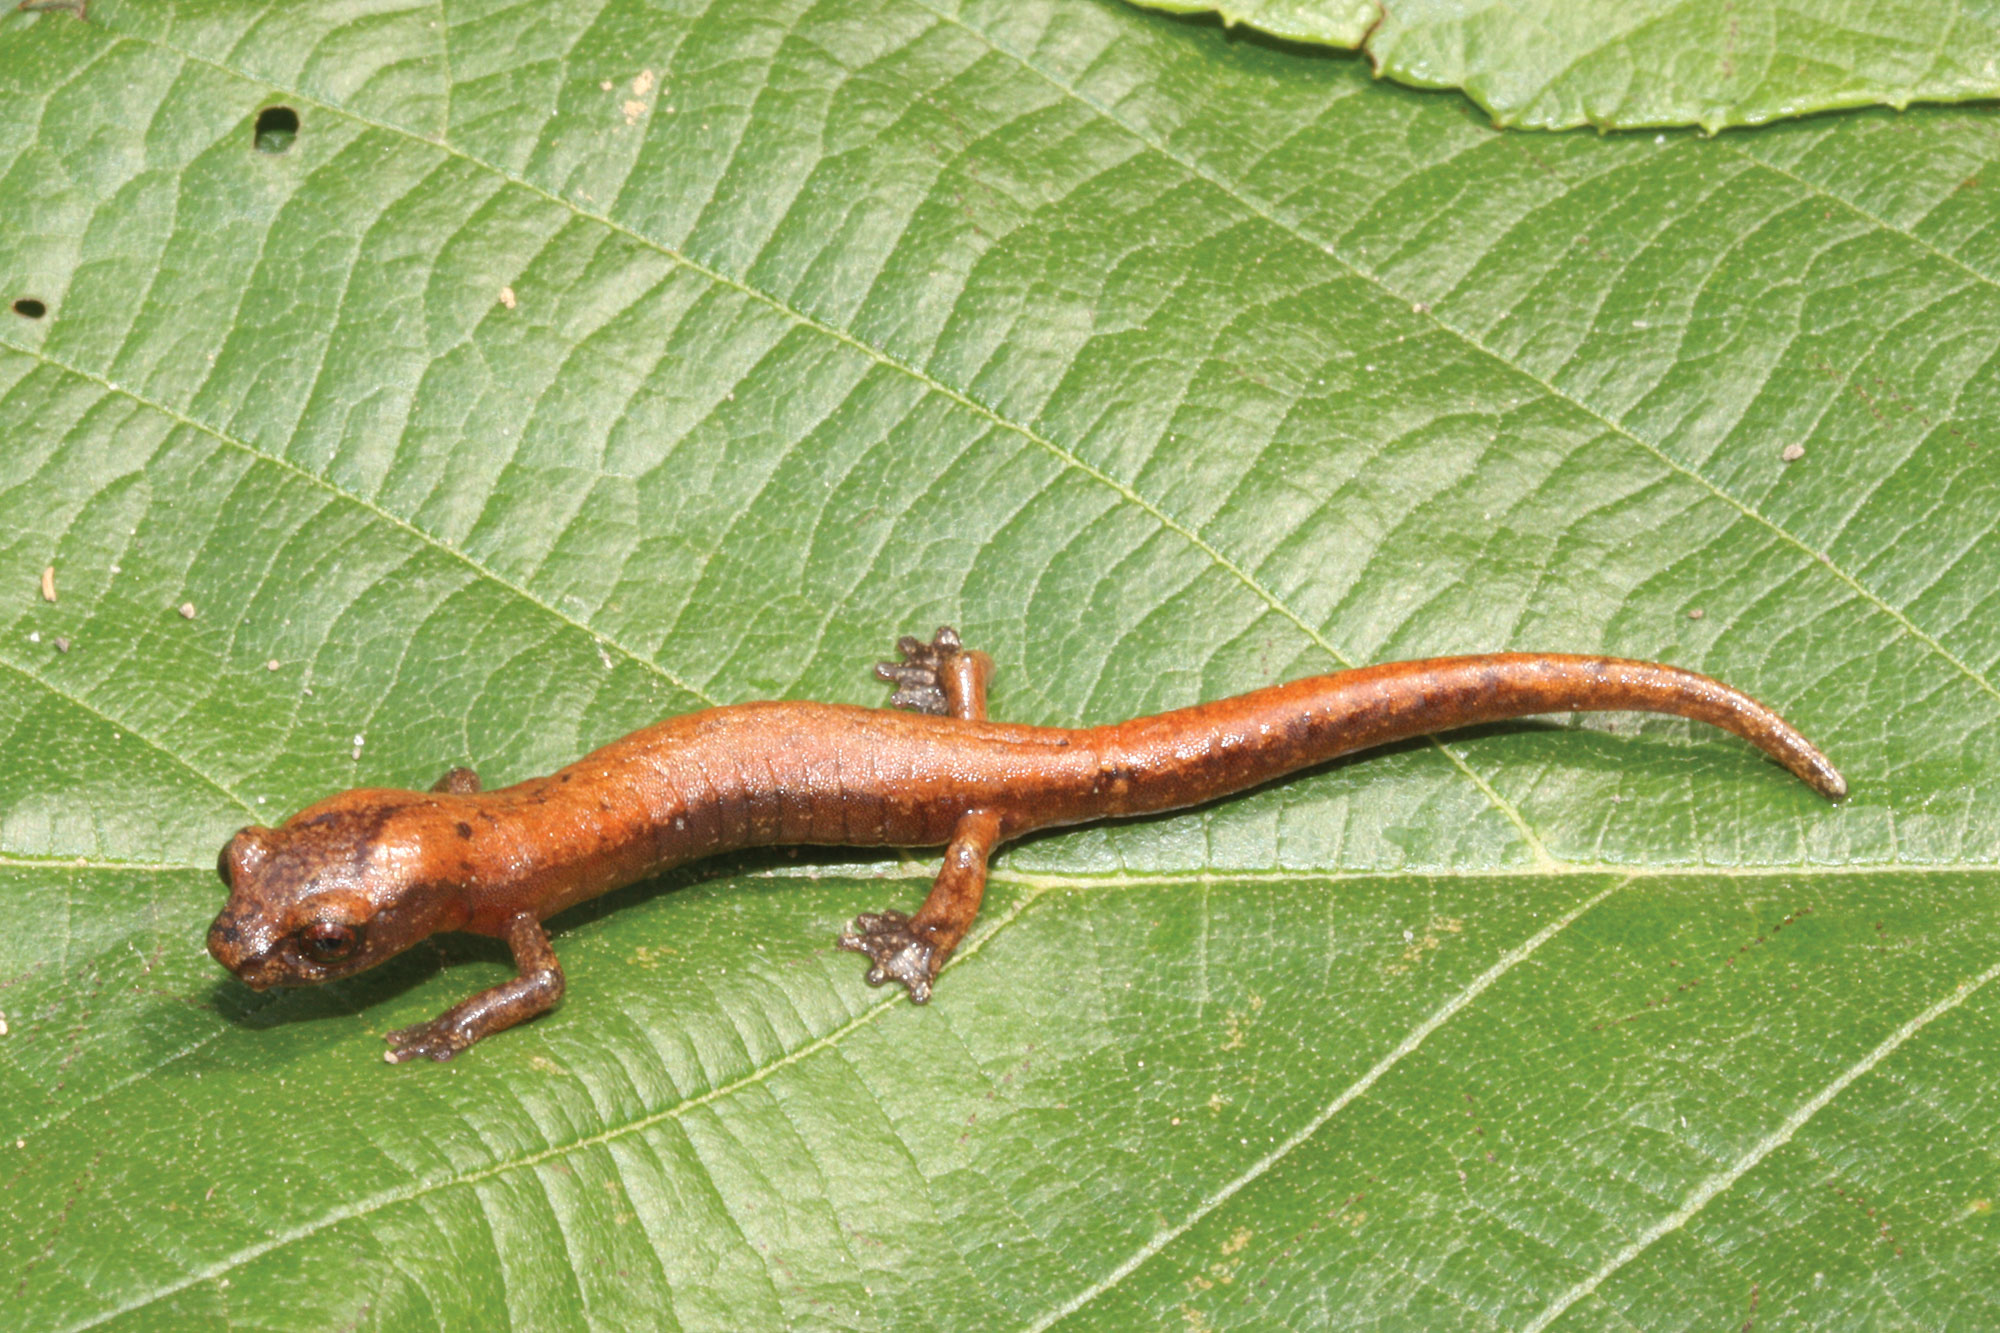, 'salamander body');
208,630,1843,1061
